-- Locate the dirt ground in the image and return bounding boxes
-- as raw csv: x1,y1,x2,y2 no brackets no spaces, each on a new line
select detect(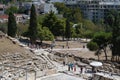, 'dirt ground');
0,37,112,61
43,40,86,48
43,40,112,61
0,37,34,59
